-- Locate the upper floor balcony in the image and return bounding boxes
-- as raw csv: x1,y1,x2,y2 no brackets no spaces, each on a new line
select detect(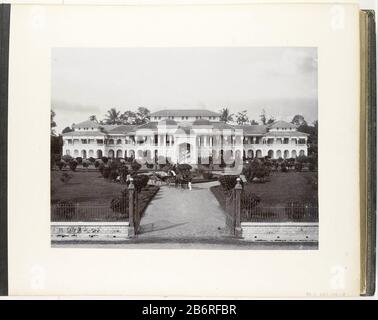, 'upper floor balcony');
243,142,307,149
